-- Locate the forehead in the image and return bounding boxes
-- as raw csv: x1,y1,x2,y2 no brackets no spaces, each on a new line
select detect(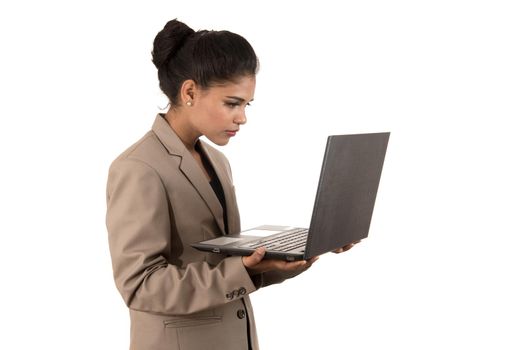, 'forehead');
204,75,256,99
